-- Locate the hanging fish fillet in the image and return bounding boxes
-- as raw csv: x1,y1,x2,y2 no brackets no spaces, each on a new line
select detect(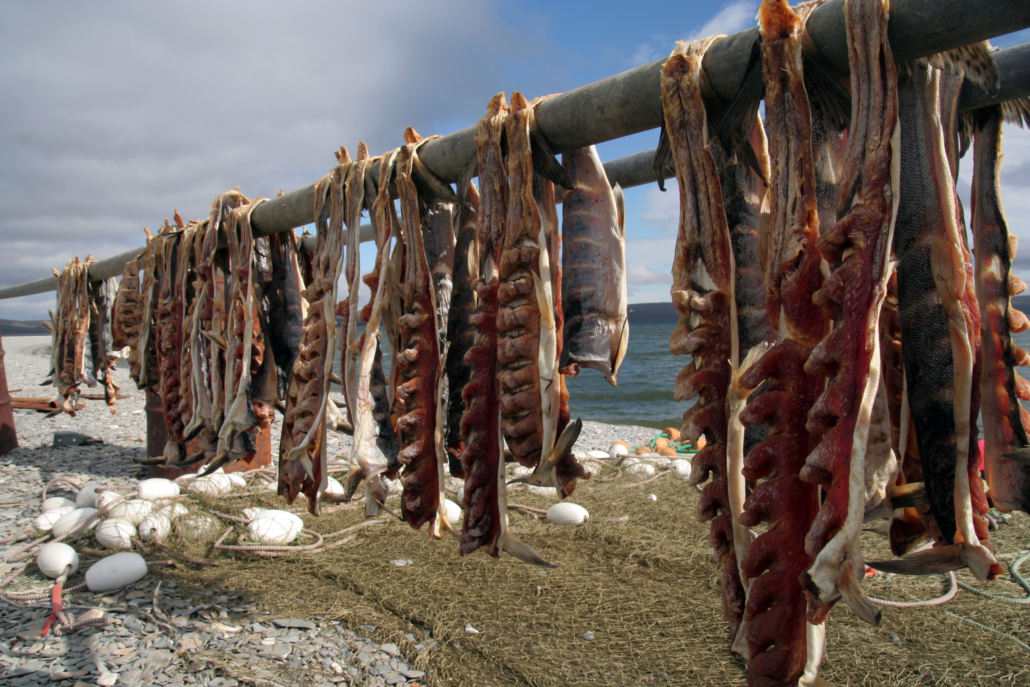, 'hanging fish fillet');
343,148,403,513
497,92,568,479
560,145,628,385
444,181,481,478
154,224,187,462
731,0,829,680
800,0,899,627
660,35,747,641
264,230,306,402
48,257,95,416
129,229,160,392
459,94,551,564
173,222,205,456
394,140,447,537
340,145,372,429
89,277,120,413
111,258,142,353
891,59,1000,582
971,100,1030,514
279,160,348,513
